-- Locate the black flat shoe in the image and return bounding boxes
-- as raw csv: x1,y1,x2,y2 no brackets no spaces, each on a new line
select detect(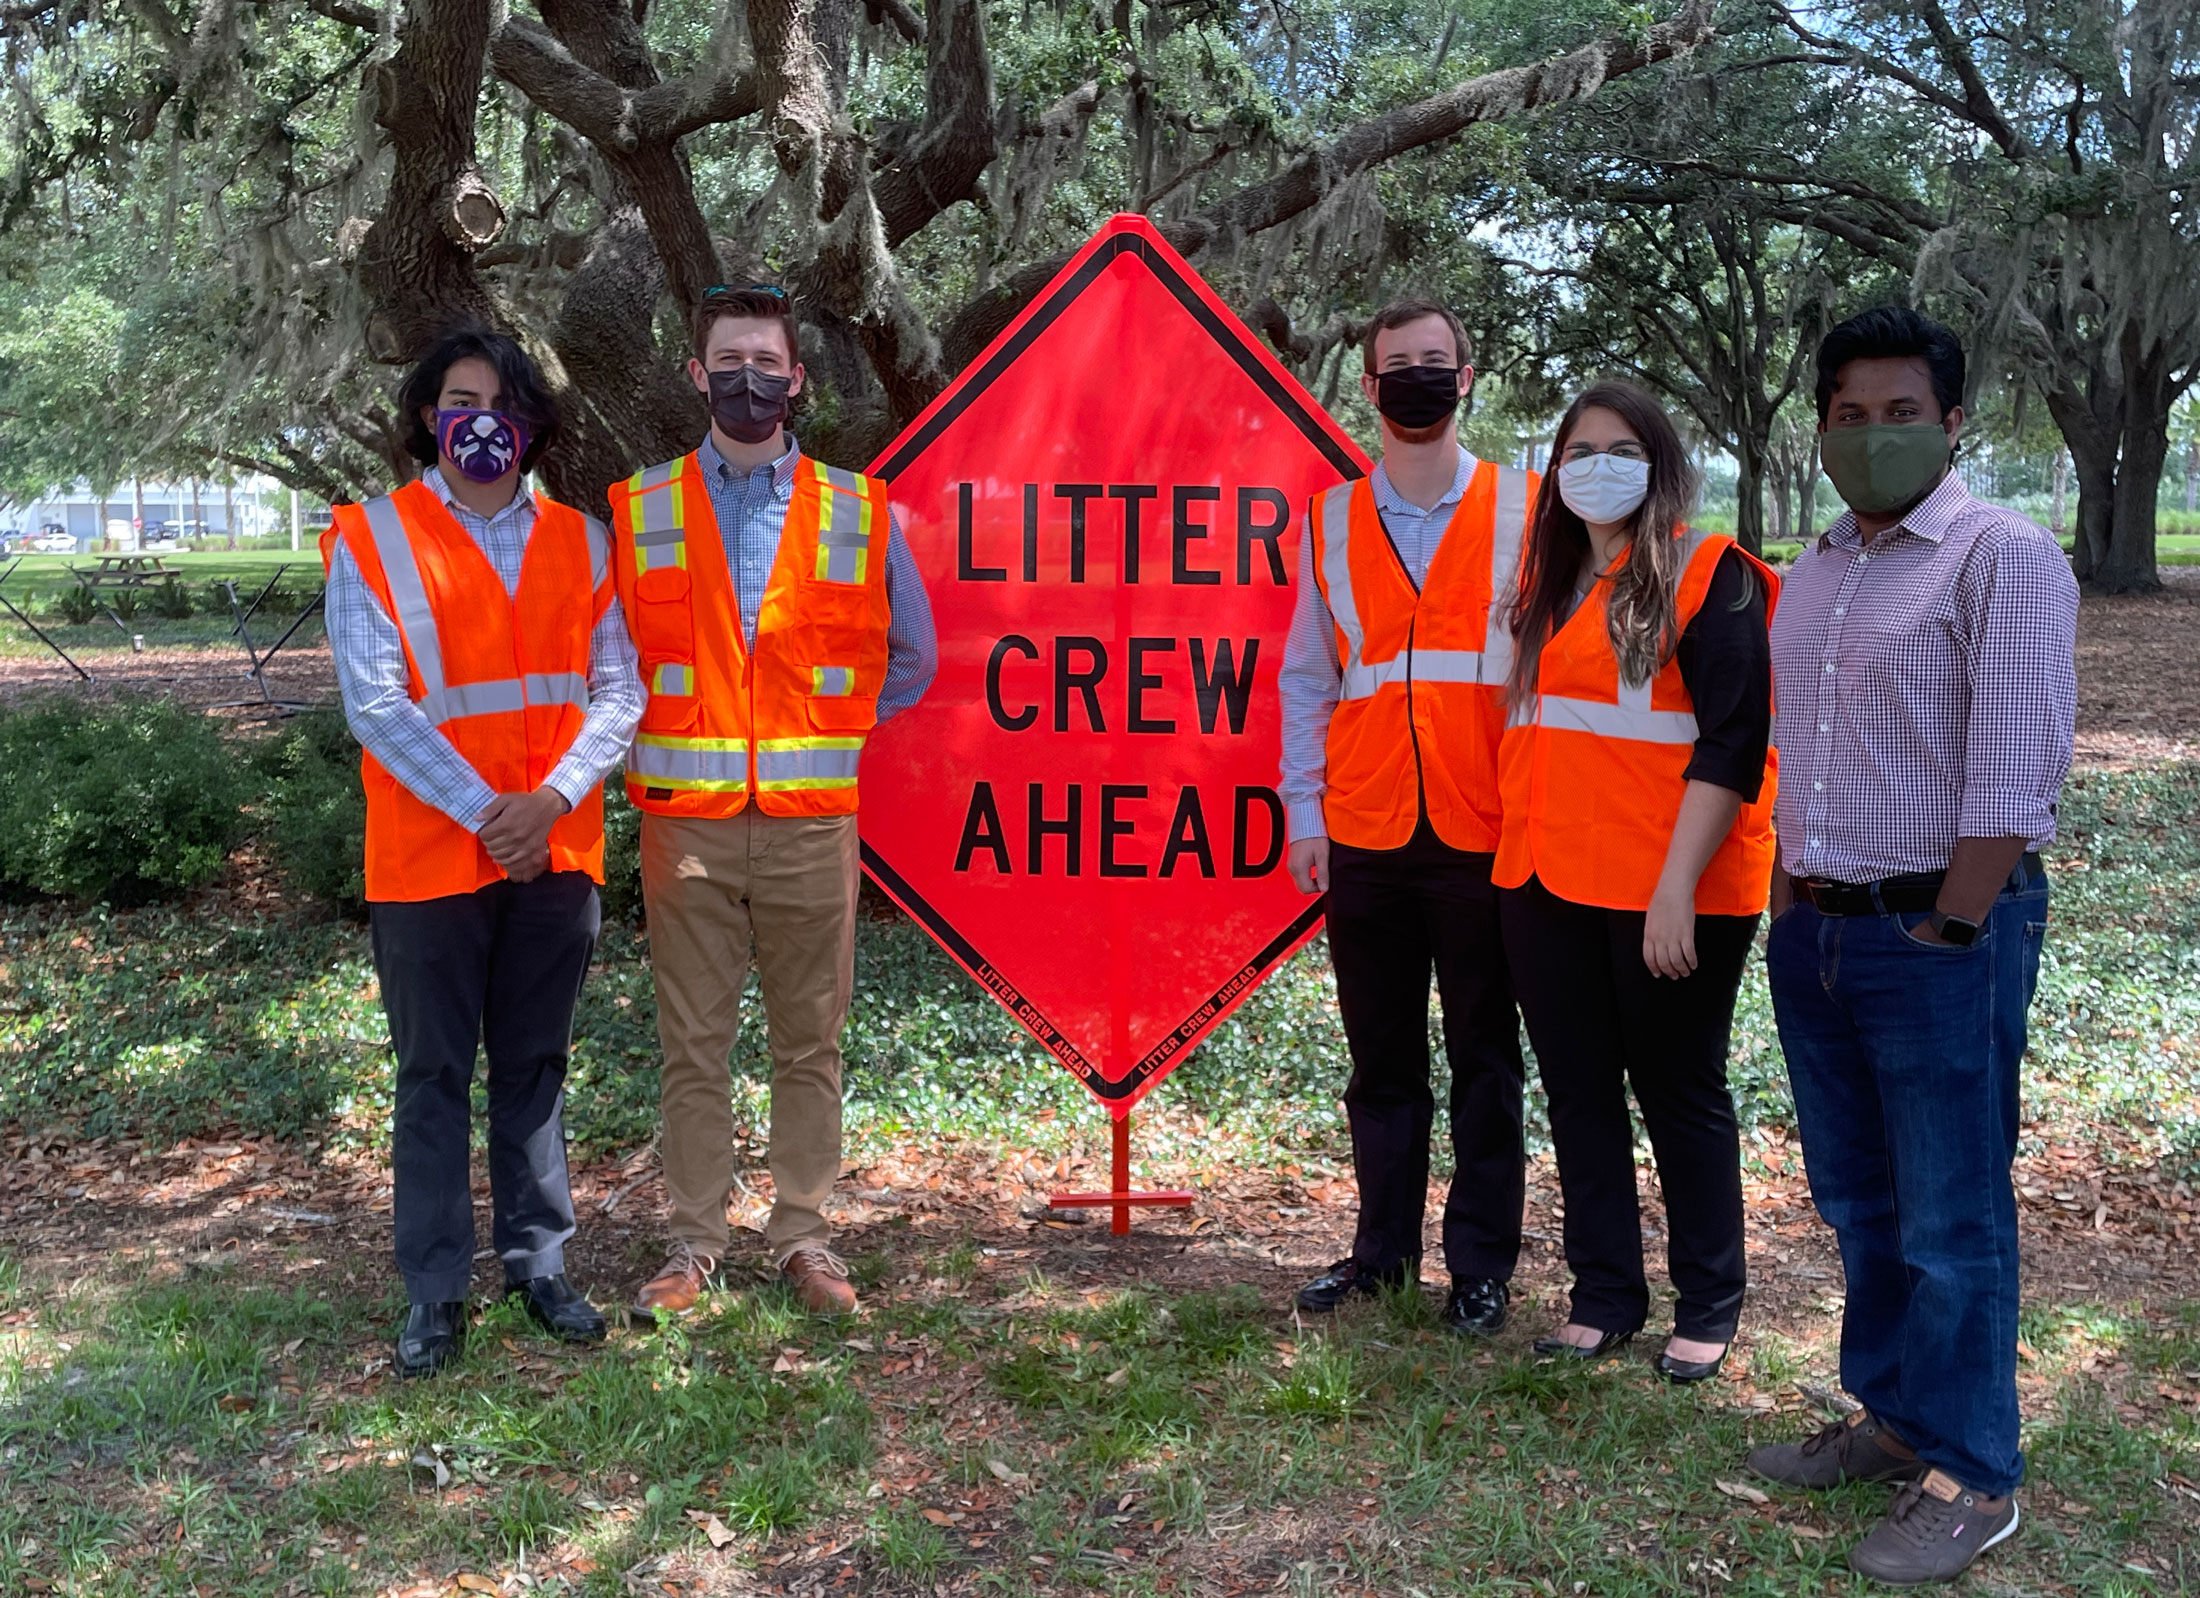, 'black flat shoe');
395,1300,466,1378
1656,1346,1728,1384
1294,1257,1412,1314
1532,1327,1635,1360
509,1274,607,1344
1441,1276,1509,1336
